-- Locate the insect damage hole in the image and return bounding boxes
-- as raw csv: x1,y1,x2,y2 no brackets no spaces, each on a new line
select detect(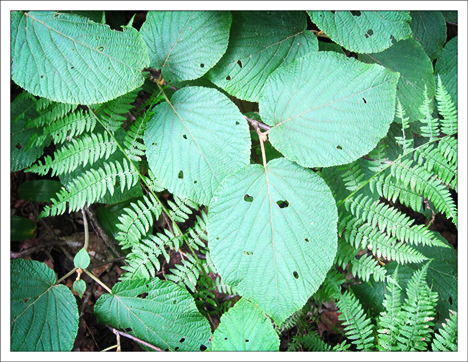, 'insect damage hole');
305,238,309,242
200,63,205,68
277,200,289,209
237,60,243,68
293,271,299,279
182,134,187,139
97,45,104,52
244,194,253,202
365,29,374,38
351,11,362,17
137,292,148,299
243,251,253,256
226,75,231,81
200,344,207,351
363,97,367,104
178,171,184,179
336,145,343,150
180,338,185,343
